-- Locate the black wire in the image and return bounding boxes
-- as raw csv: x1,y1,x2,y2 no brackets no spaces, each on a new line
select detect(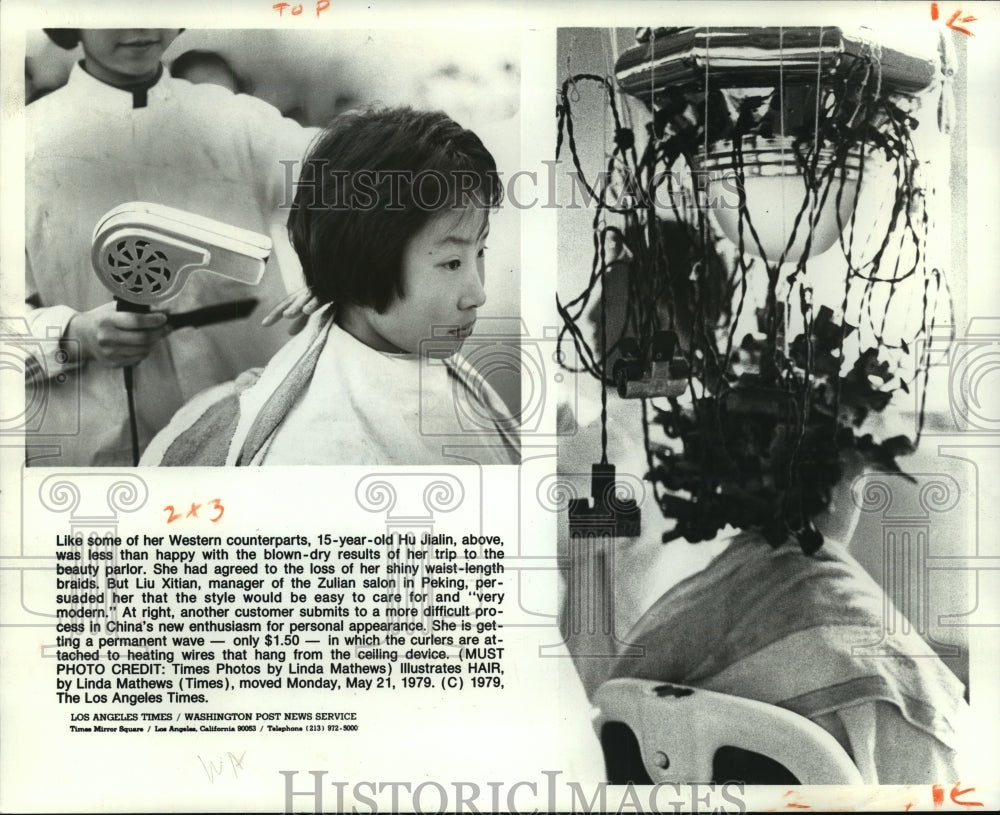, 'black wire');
554,43,952,550
123,367,140,466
